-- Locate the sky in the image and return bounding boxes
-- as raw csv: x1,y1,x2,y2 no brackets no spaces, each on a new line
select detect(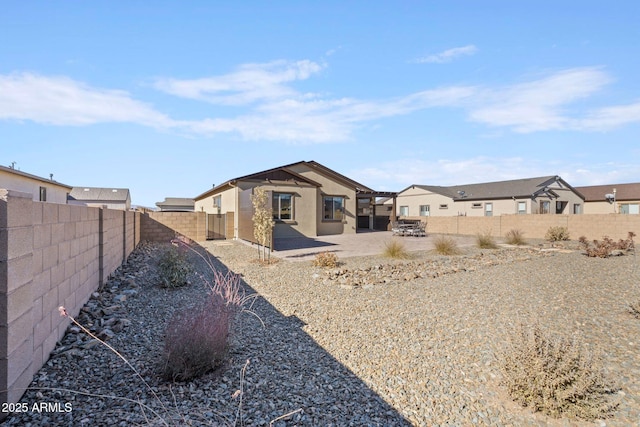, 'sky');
1,1,639,208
